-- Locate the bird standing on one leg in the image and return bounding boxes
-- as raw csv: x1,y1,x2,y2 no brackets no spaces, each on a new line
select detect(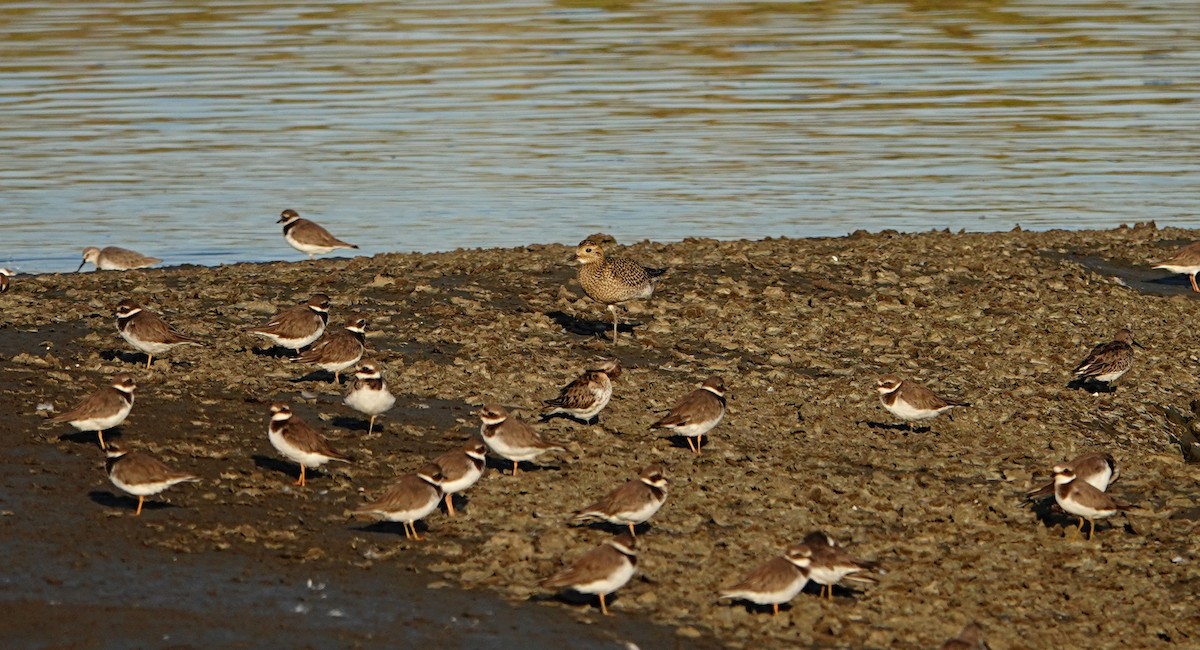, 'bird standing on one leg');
574,238,665,345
